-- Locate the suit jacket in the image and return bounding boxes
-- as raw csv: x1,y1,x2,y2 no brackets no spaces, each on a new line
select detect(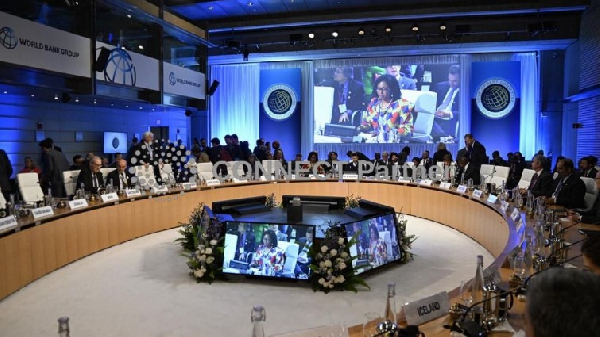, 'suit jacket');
582,167,599,179
552,173,586,209
396,75,416,90
466,141,487,168
236,230,256,255
0,149,12,192
581,195,600,224
344,161,364,173
41,148,70,197
131,141,156,166
527,169,554,198
327,79,365,126
435,81,459,114
76,168,105,194
455,164,481,186
106,170,133,191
